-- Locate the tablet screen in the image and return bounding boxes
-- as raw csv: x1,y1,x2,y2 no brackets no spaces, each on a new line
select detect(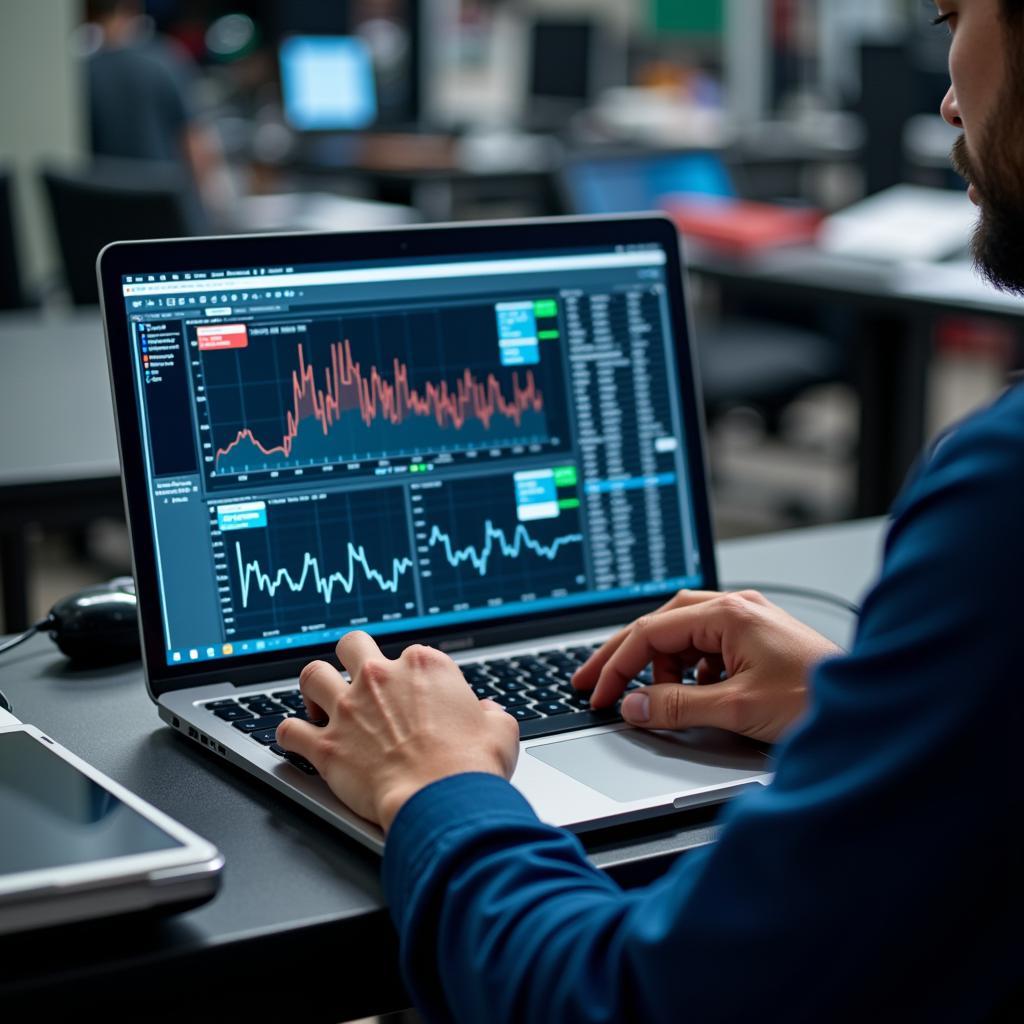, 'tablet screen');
0,732,182,875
